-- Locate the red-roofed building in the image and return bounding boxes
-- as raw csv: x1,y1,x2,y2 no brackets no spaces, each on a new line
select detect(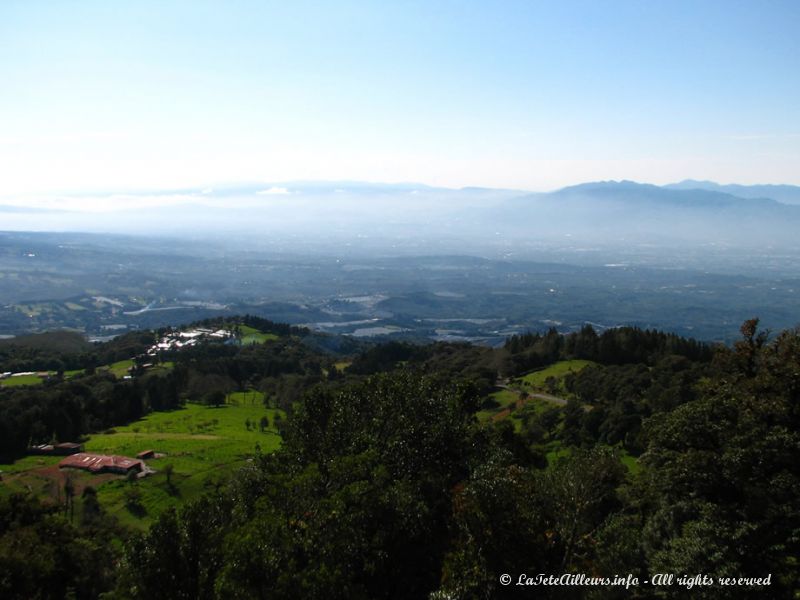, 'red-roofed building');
54,442,83,455
59,452,144,475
